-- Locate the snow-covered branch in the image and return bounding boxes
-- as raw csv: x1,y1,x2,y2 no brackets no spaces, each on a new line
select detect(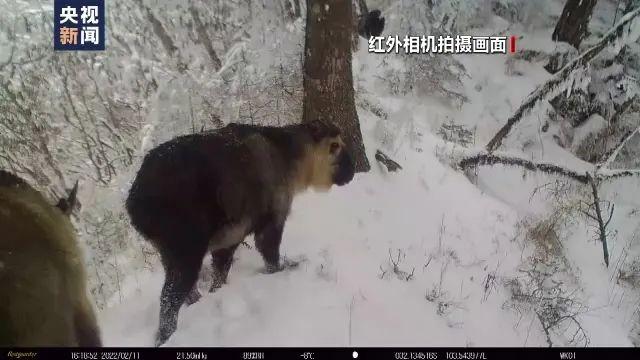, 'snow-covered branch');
459,152,590,183
458,152,640,184
598,124,640,168
486,6,640,153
